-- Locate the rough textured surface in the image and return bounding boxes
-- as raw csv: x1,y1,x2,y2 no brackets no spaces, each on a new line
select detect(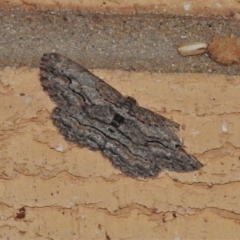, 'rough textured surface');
0,10,239,75
1,67,240,239
40,53,202,177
